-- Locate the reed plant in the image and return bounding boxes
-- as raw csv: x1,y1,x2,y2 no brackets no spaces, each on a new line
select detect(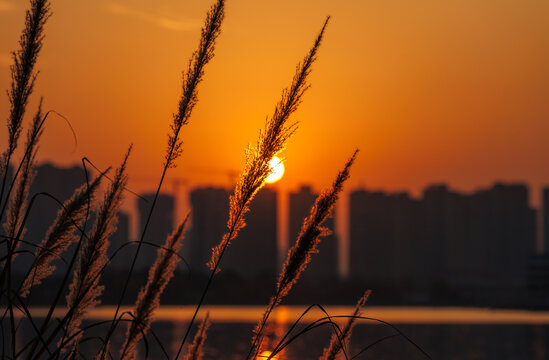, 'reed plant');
248,151,358,359
184,312,211,360
321,290,371,360
0,1,431,359
120,215,189,360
